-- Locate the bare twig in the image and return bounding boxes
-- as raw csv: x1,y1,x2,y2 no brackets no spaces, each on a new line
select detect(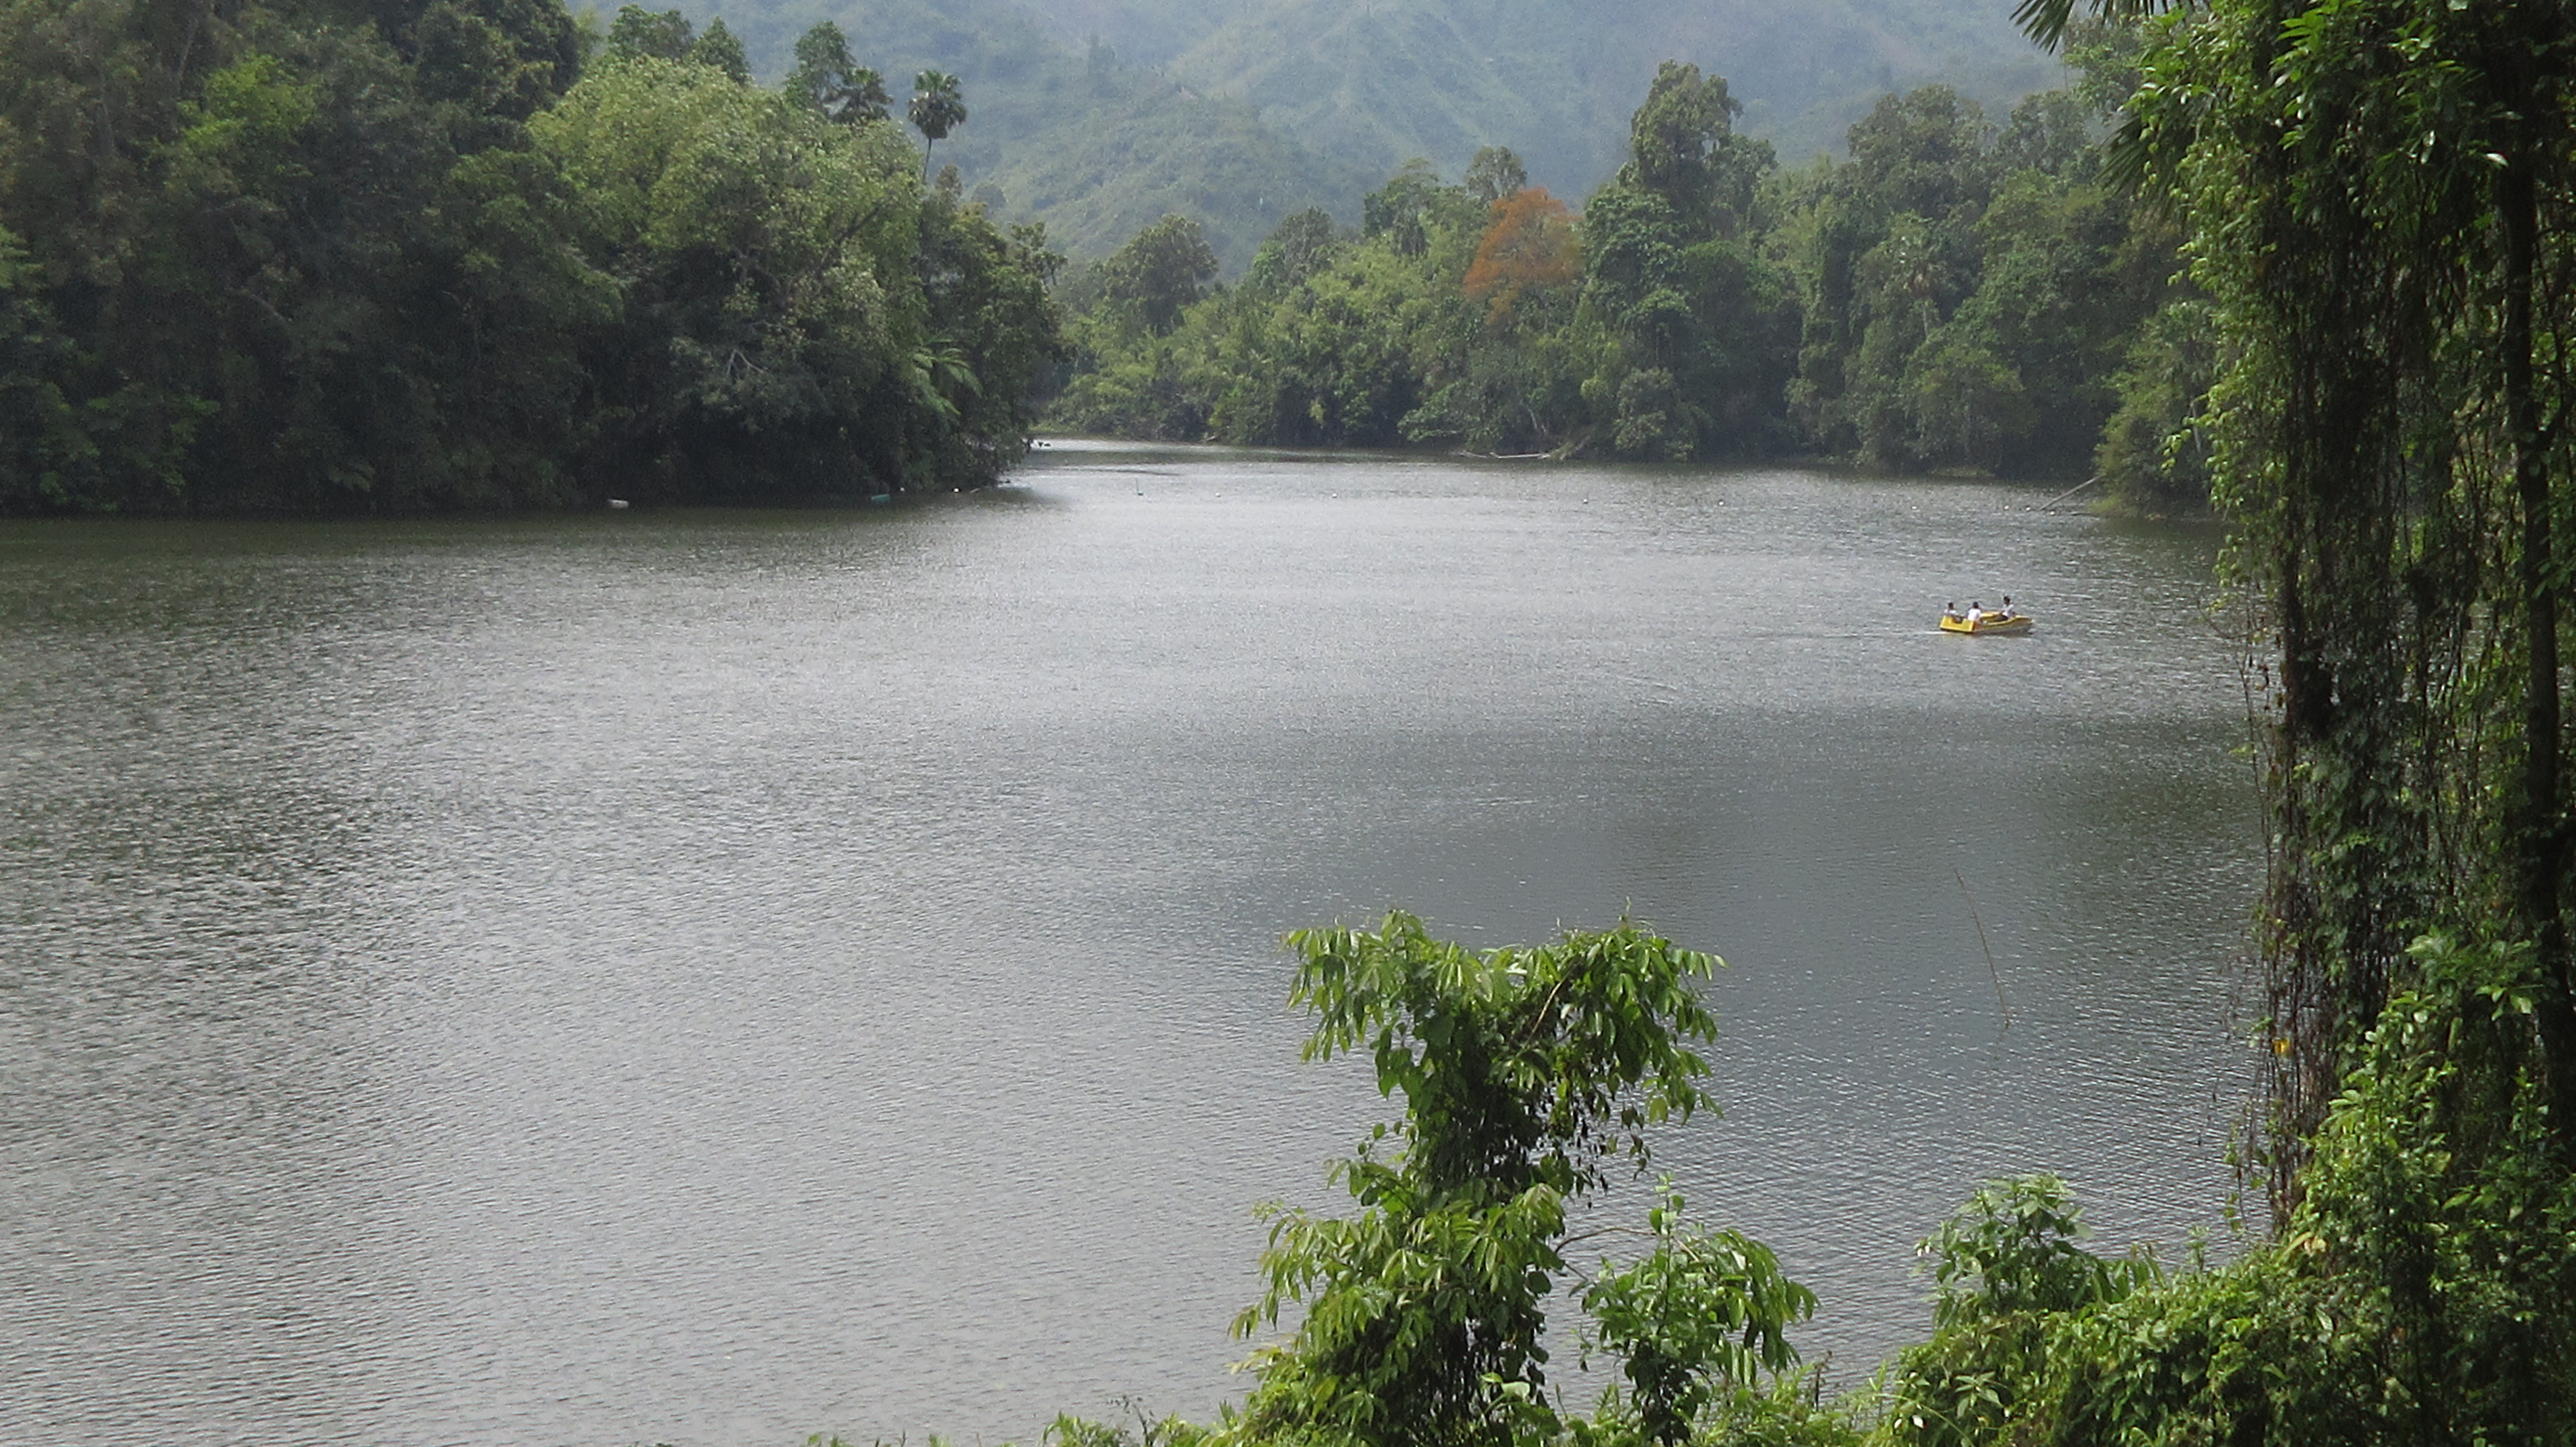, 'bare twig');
2034,475,2103,510
1956,868,2012,1030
